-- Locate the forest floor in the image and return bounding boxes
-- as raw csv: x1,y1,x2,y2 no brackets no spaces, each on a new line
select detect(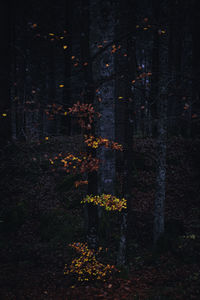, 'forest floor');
0,135,200,300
